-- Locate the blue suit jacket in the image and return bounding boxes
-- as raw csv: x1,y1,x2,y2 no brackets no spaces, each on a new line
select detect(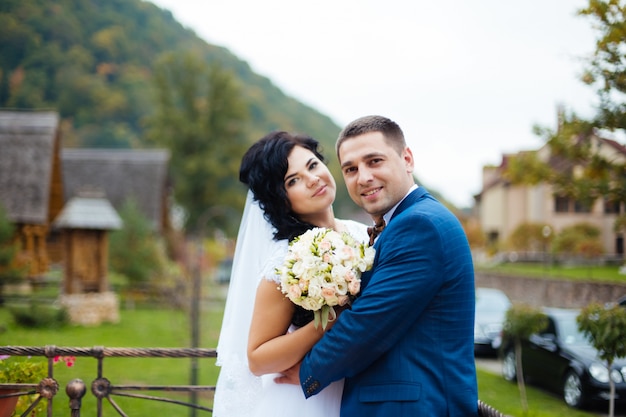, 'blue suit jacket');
299,187,478,416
